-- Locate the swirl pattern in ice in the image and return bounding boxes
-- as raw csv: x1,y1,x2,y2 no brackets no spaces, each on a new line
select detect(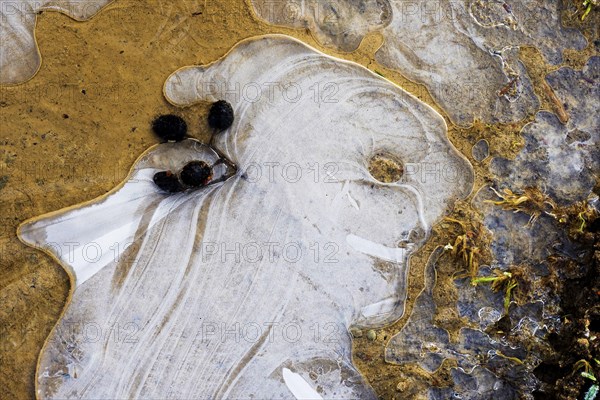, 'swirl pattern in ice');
19,35,472,399
0,0,112,85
